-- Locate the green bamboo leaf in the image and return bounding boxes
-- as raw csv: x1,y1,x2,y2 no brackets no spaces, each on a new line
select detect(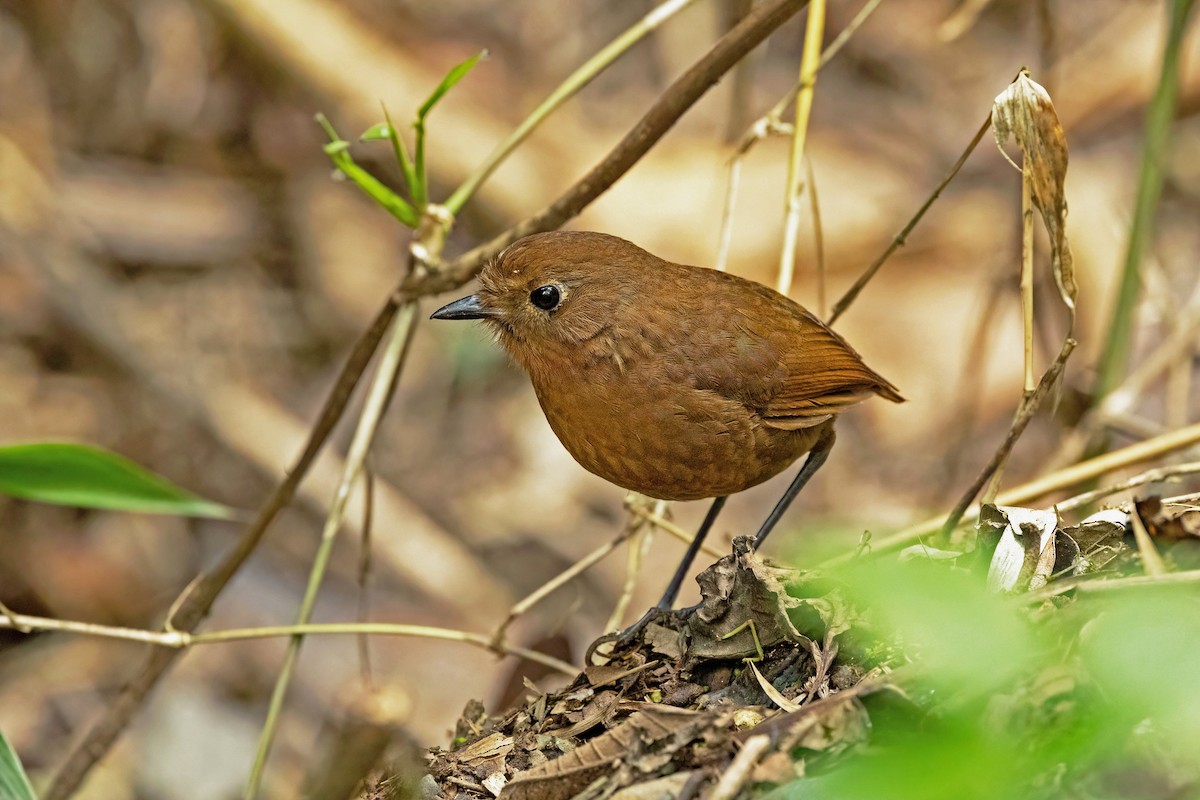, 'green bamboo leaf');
359,122,392,141
0,443,234,519
316,113,419,227
416,49,487,122
0,730,38,800
412,50,486,207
